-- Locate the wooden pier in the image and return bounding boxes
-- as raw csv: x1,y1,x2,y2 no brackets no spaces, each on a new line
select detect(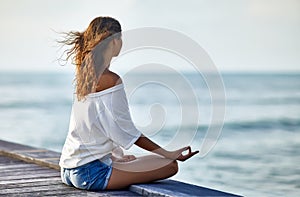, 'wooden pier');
0,139,242,196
